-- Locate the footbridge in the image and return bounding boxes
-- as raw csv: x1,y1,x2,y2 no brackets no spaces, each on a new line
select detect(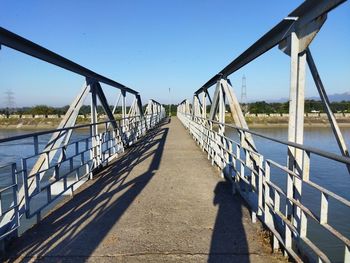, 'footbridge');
0,1,349,262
